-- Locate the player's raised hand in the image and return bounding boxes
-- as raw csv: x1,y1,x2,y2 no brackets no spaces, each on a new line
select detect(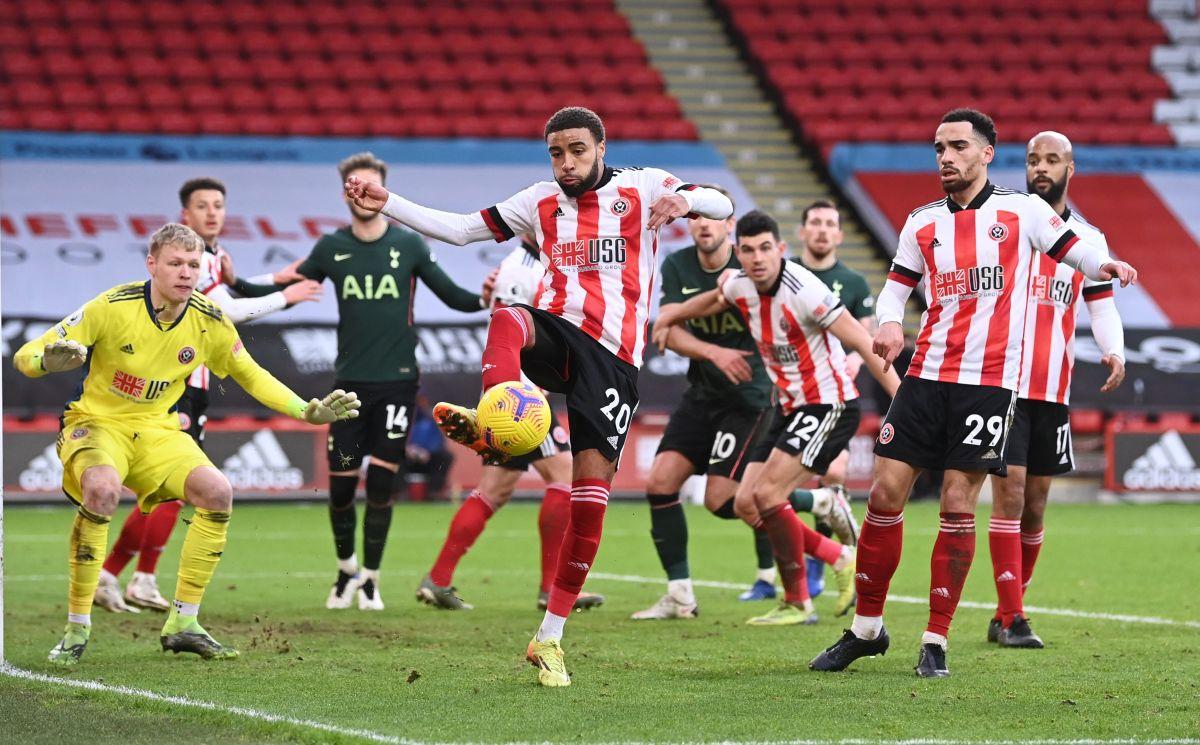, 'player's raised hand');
708,346,755,385
652,322,673,353
481,268,499,307
42,340,88,373
344,175,390,213
220,252,237,286
303,389,361,424
1099,260,1137,287
1099,354,1126,393
872,322,905,373
647,193,690,230
273,258,306,284
282,279,323,306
